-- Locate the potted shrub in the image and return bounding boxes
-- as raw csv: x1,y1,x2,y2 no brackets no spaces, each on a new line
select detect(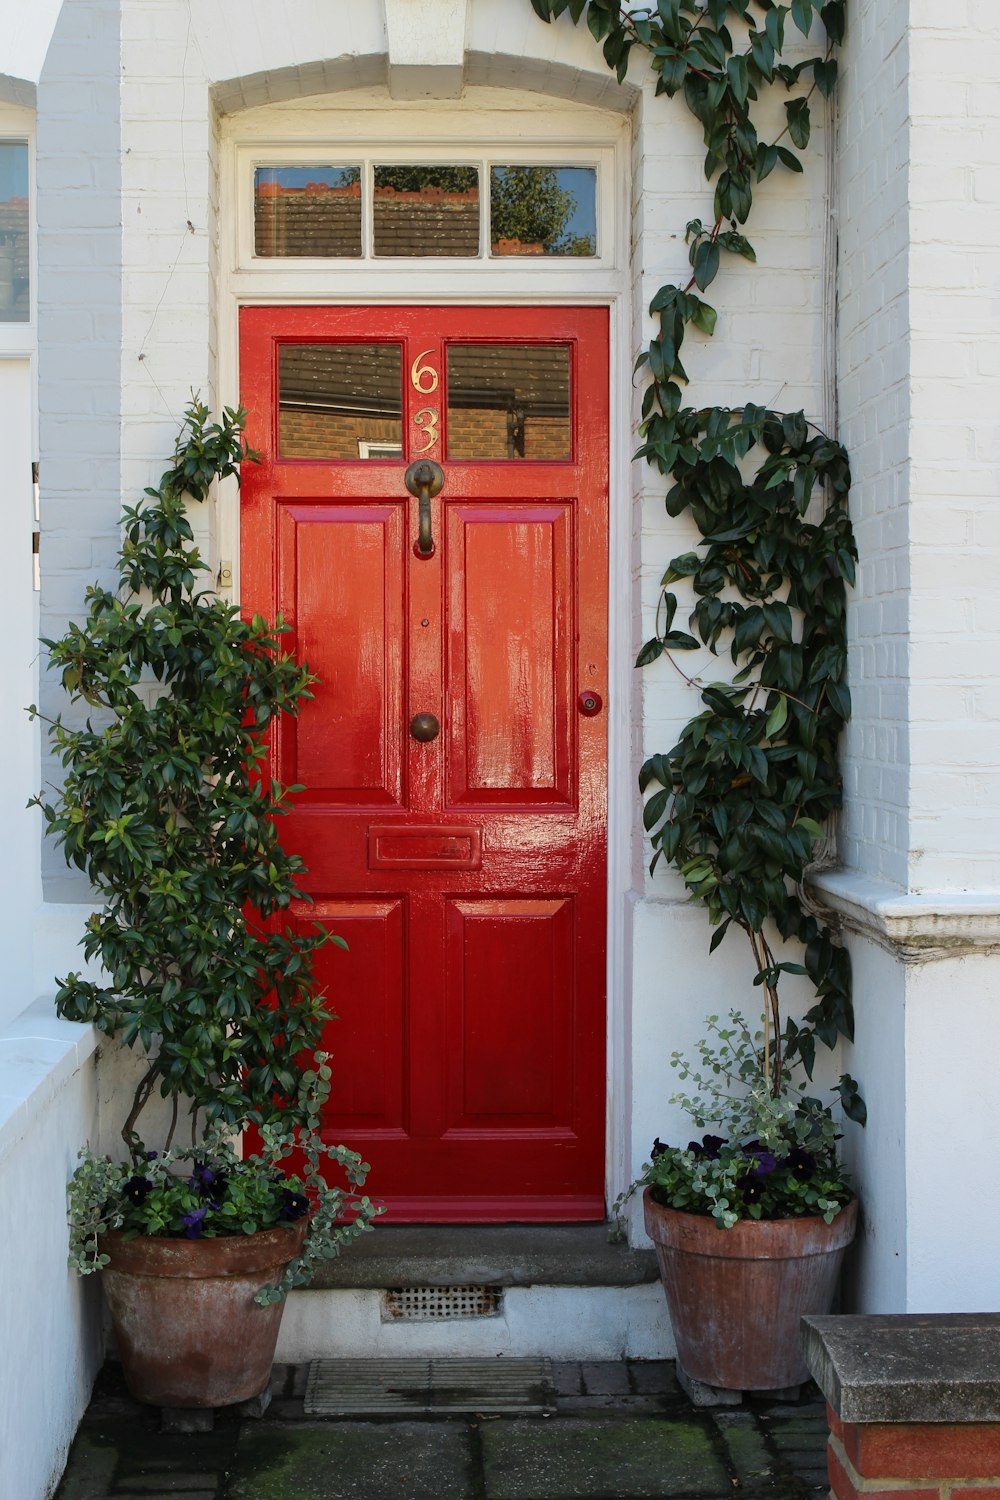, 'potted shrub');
627,405,866,1393
32,400,378,1410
